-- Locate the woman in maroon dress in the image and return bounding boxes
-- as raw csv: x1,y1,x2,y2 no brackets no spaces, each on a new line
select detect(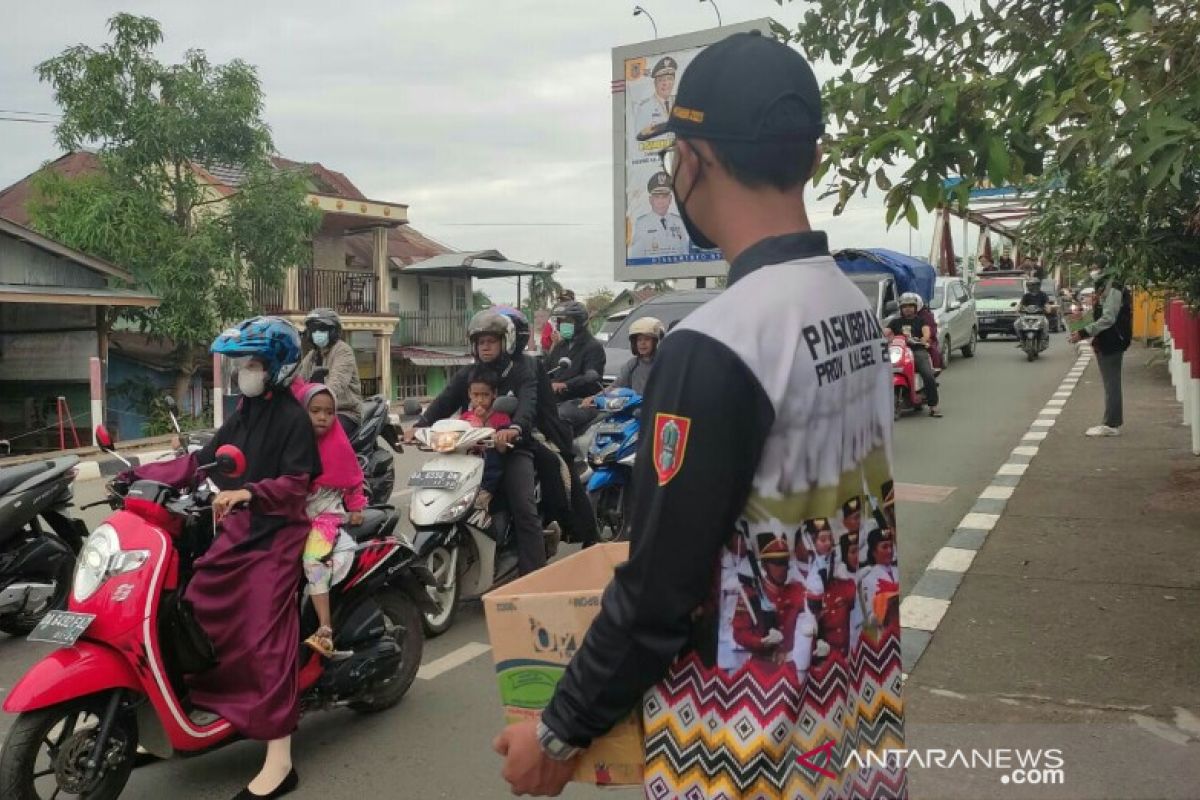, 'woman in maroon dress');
127,317,319,799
